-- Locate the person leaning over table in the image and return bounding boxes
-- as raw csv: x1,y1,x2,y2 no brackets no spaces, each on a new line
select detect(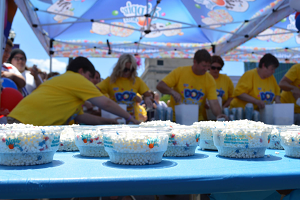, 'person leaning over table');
279,63,300,125
156,49,228,121
209,55,234,108
230,53,281,110
96,53,153,121
7,56,139,126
